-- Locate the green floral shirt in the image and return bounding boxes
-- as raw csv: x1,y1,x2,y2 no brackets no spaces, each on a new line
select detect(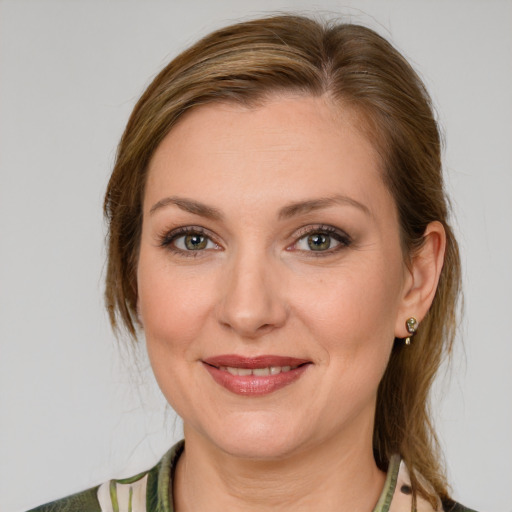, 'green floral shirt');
27,441,476,512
